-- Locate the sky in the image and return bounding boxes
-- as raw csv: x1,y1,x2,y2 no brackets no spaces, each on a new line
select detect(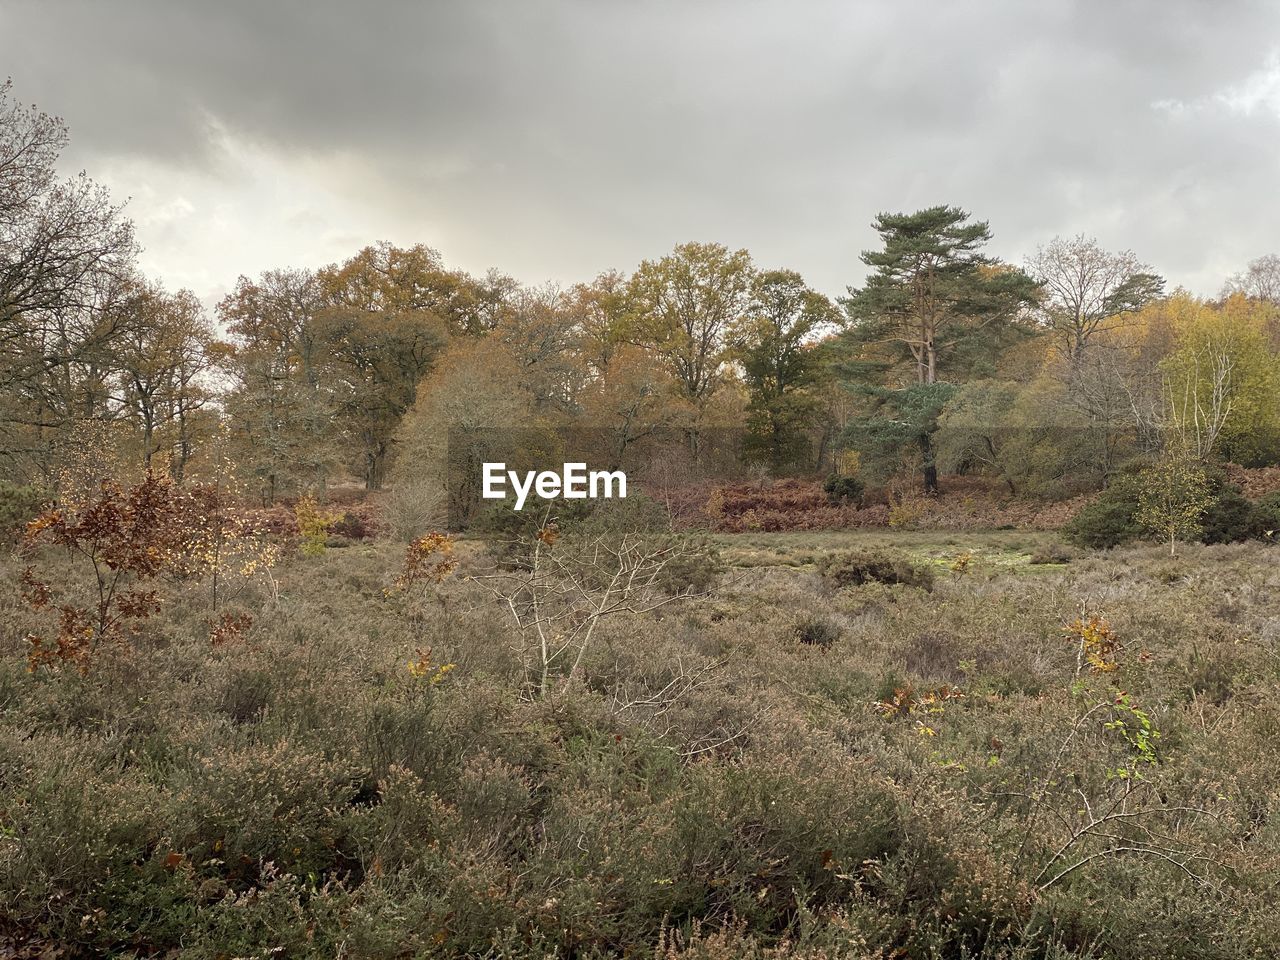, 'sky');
3,0,1279,311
